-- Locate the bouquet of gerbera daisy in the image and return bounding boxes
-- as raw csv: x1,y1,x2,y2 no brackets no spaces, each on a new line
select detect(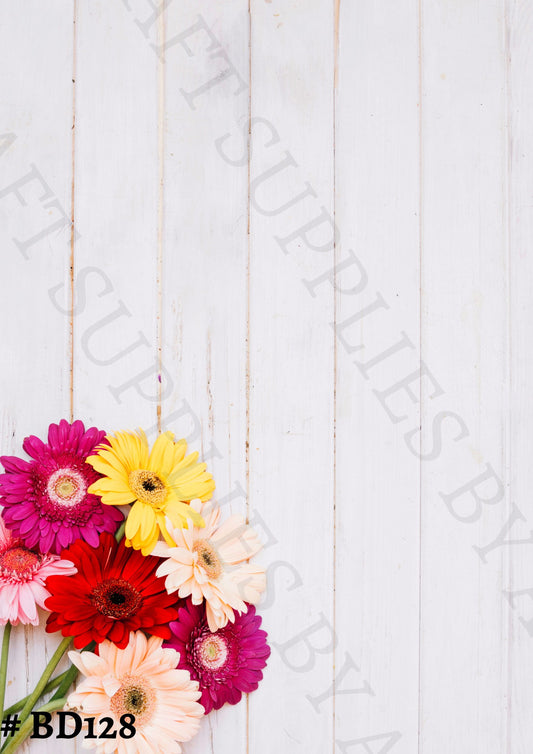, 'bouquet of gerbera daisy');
0,420,270,754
